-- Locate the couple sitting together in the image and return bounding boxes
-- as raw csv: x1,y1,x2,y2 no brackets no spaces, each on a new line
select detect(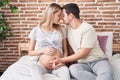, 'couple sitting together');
0,3,113,80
